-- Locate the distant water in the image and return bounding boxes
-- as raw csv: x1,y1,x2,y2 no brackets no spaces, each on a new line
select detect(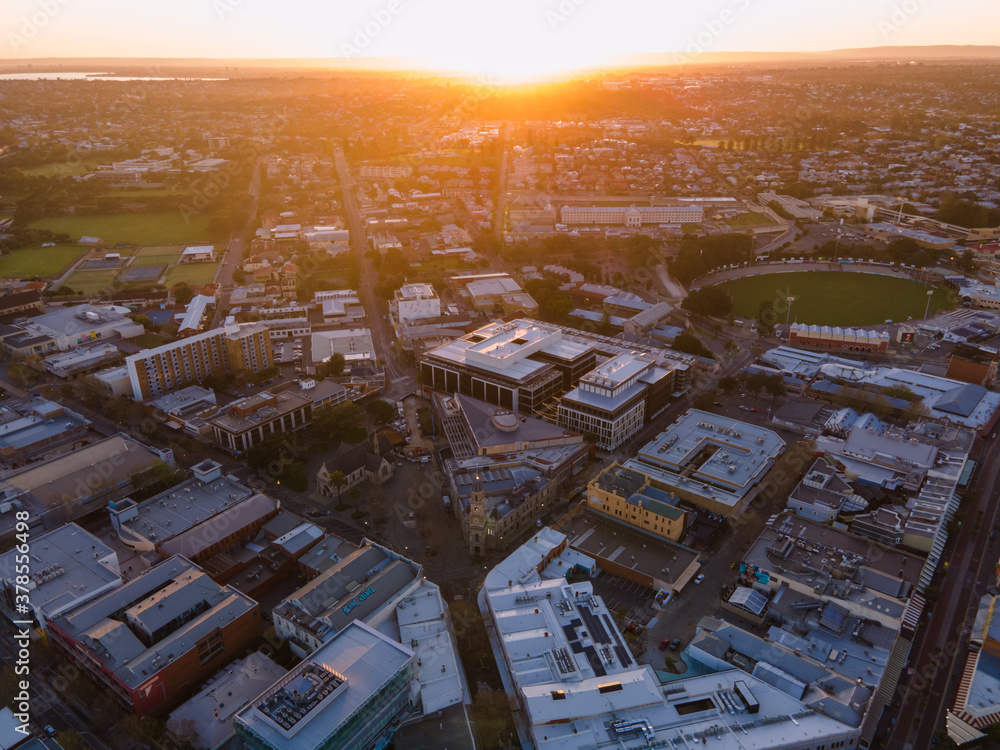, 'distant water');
0,72,227,81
